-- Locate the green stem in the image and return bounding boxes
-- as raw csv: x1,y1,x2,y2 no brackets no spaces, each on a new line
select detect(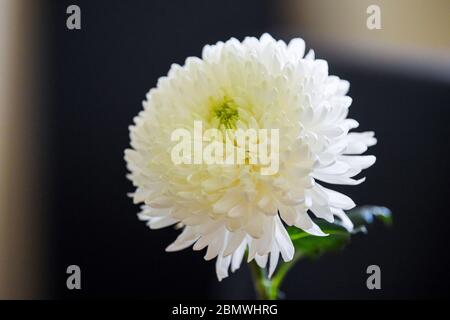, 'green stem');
249,260,269,300
249,252,302,300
